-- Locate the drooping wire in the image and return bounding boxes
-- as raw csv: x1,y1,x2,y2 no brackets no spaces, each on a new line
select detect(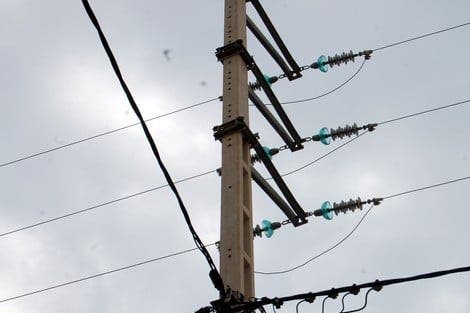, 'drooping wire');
256,174,470,276
339,292,351,313
279,59,366,105
0,96,220,169
0,169,215,237
254,204,375,275
321,296,331,313
295,300,306,313
0,241,218,304
81,0,223,295
342,288,374,313
373,22,470,52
